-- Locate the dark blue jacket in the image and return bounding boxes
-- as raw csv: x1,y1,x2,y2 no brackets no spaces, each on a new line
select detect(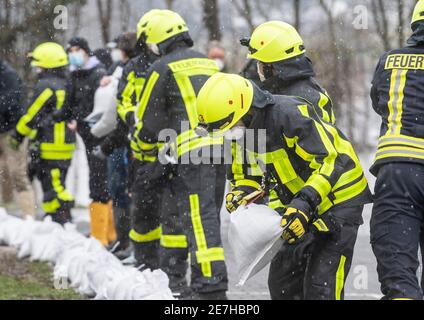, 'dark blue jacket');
0,60,24,133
